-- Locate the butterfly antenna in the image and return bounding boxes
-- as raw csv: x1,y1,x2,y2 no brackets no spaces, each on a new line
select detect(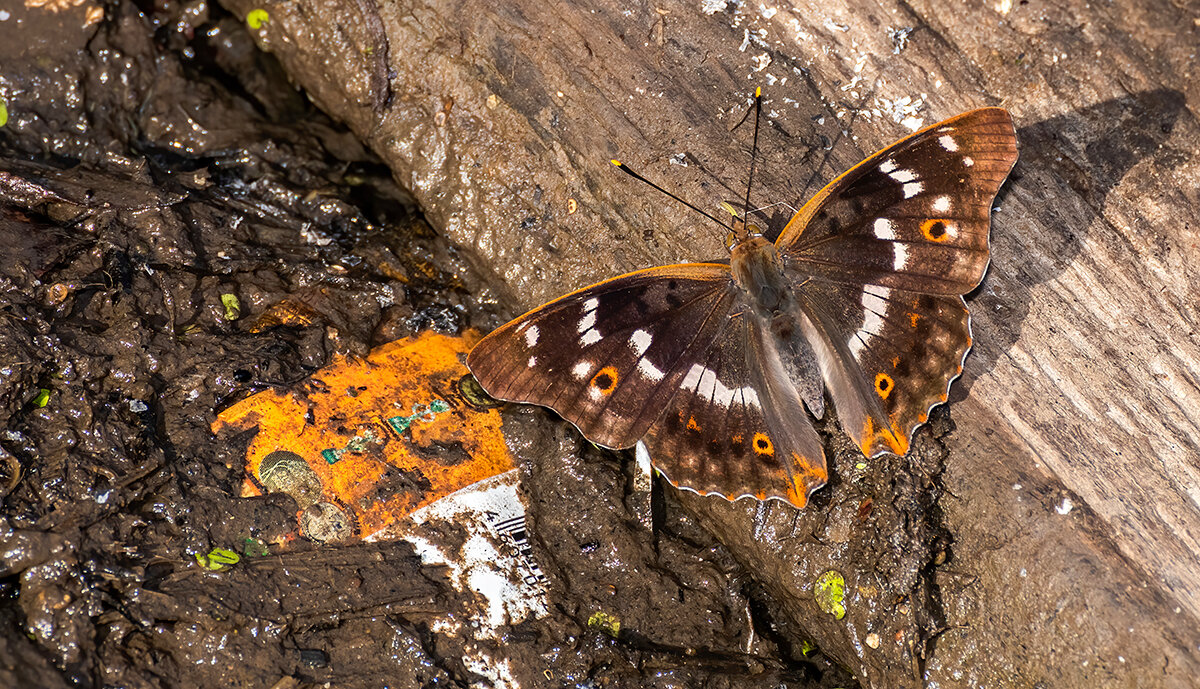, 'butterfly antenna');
743,87,763,221
611,160,732,230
